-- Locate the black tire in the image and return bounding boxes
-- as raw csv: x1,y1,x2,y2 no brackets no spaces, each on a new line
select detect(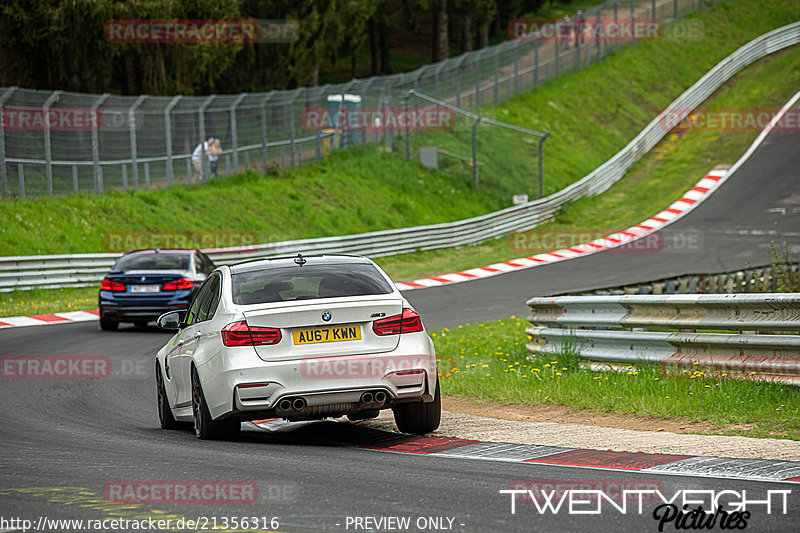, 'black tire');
393,378,441,434
155,363,180,430
191,367,240,440
100,318,119,331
